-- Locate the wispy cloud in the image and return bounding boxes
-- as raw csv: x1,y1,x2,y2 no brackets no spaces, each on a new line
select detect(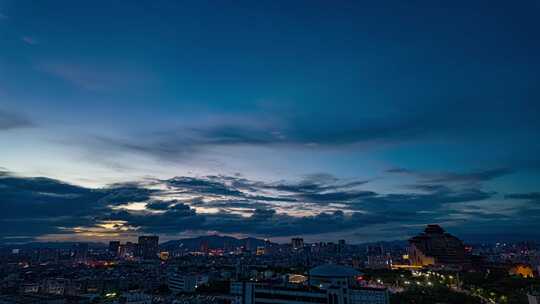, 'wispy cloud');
37,63,109,91
36,62,152,91
387,167,513,184
0,110,34,131
21,36,38,45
